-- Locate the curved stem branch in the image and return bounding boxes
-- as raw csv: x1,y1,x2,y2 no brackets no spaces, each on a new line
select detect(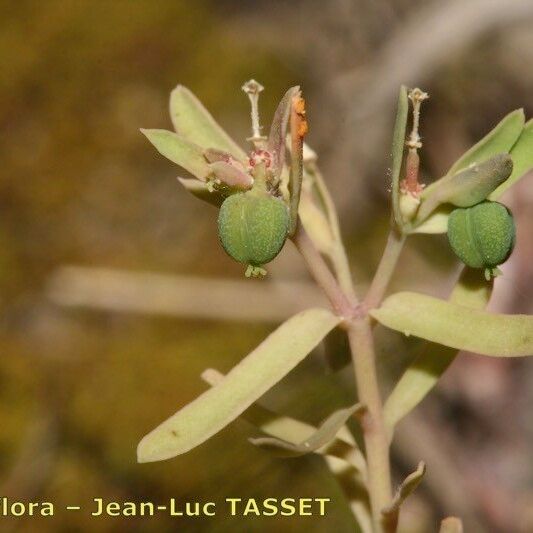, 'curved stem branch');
365,229,406,309
308,163,358,302
292,223,353,318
